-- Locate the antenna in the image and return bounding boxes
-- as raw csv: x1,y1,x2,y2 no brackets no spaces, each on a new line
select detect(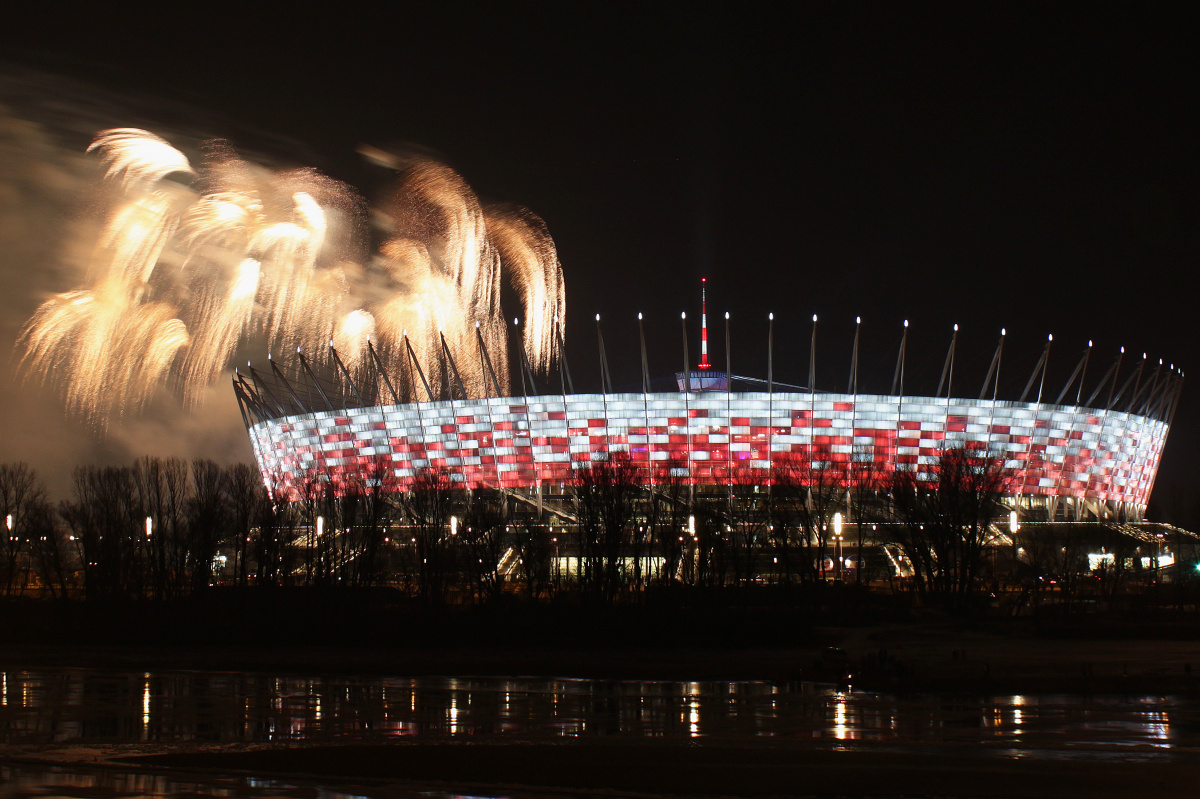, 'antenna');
698,278,711,370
